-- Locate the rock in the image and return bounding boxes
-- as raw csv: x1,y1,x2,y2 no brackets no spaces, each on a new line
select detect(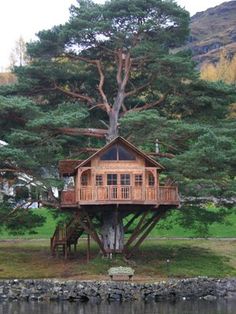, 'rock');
203,295,217,301
0,278,236,303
